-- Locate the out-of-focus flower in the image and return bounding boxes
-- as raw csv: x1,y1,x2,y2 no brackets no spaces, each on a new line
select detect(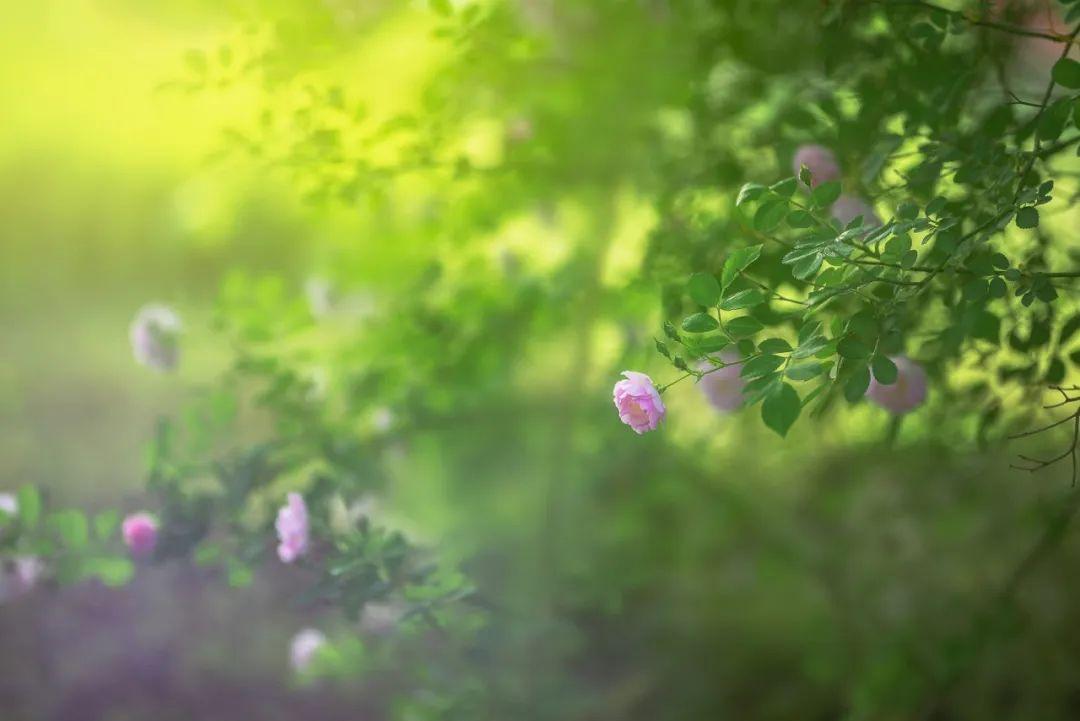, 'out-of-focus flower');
130,304,181,372
276,493,310,563
0,557,43,603
698,353,745,413
289,628,327,673
121,512,159,559
360,601,408,635
793,144,841,188
866,356,928,415
613,371,666,434
831,195,881,229
0,493,17,518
